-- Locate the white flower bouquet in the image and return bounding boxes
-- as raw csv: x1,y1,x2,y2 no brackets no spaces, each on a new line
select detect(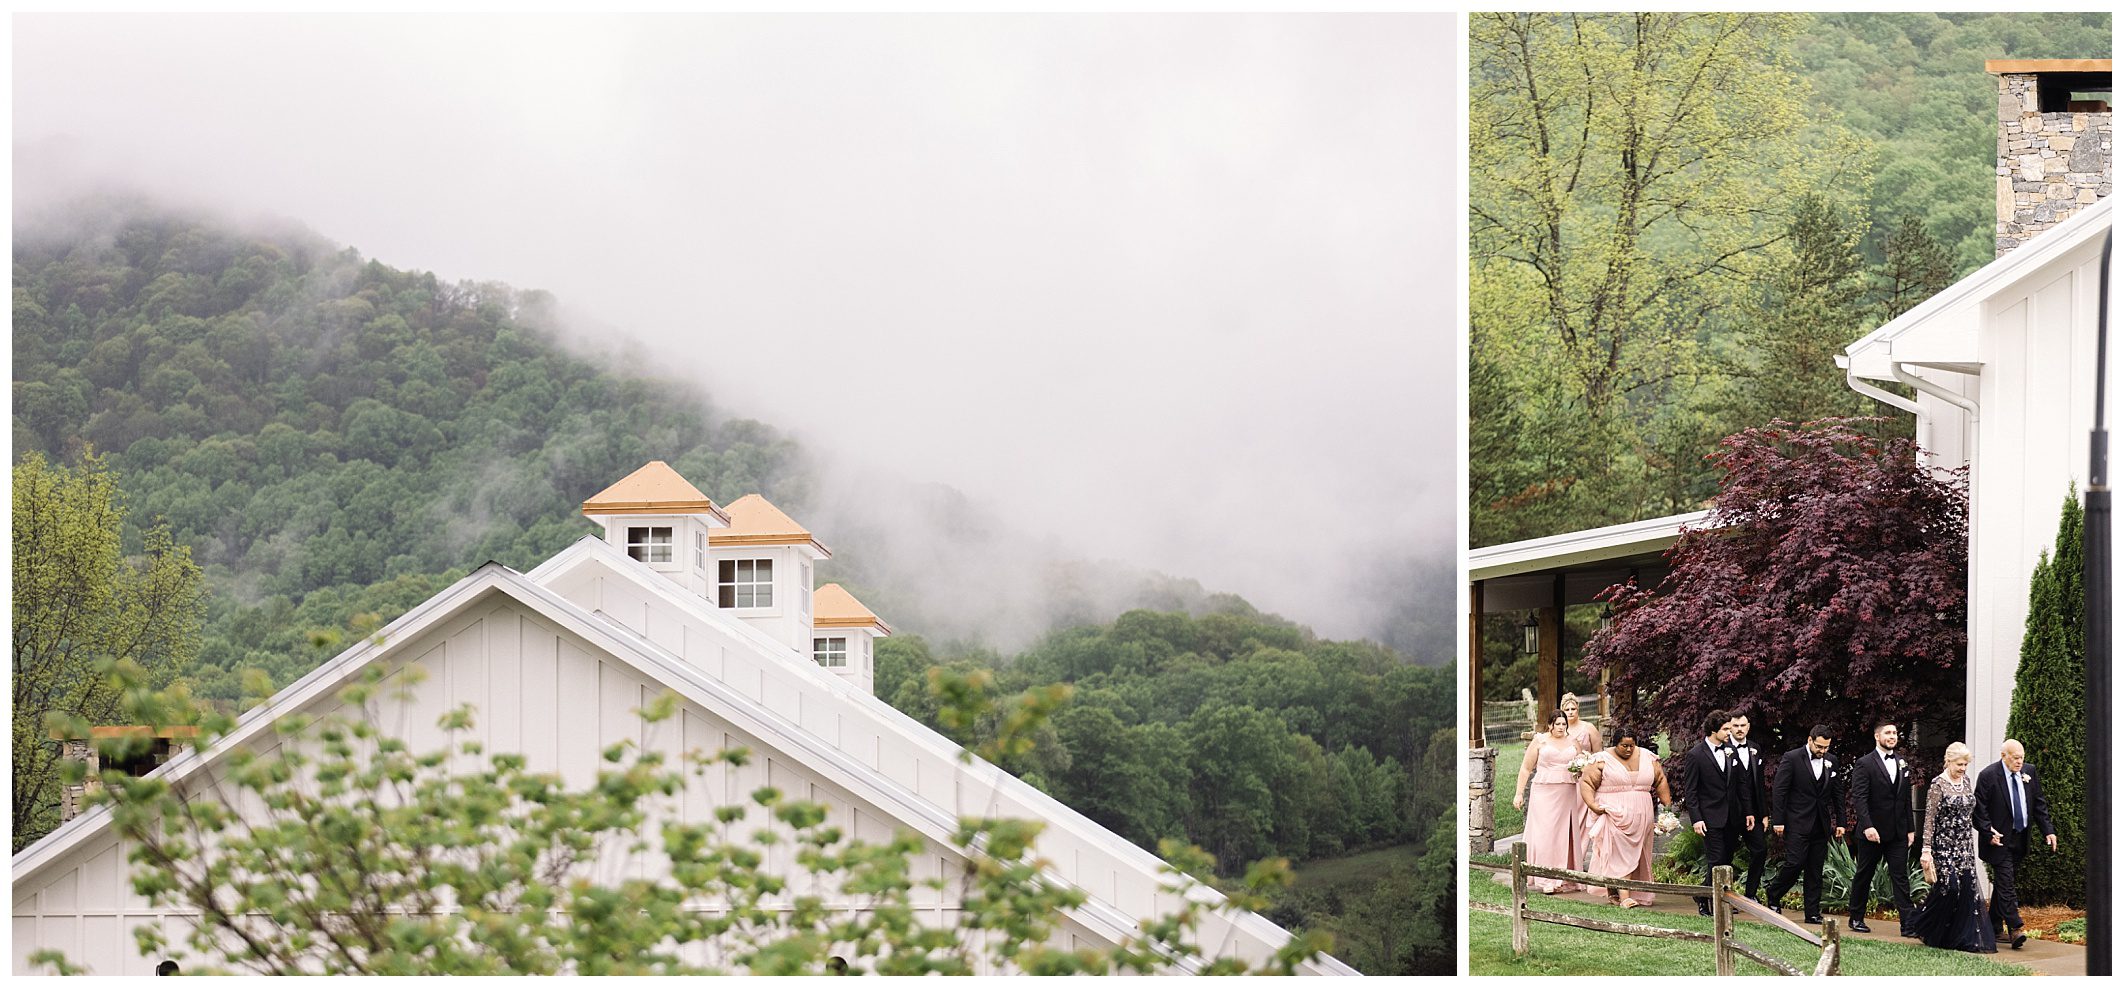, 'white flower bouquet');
1654,809,1681,836
1567,753,1593,776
